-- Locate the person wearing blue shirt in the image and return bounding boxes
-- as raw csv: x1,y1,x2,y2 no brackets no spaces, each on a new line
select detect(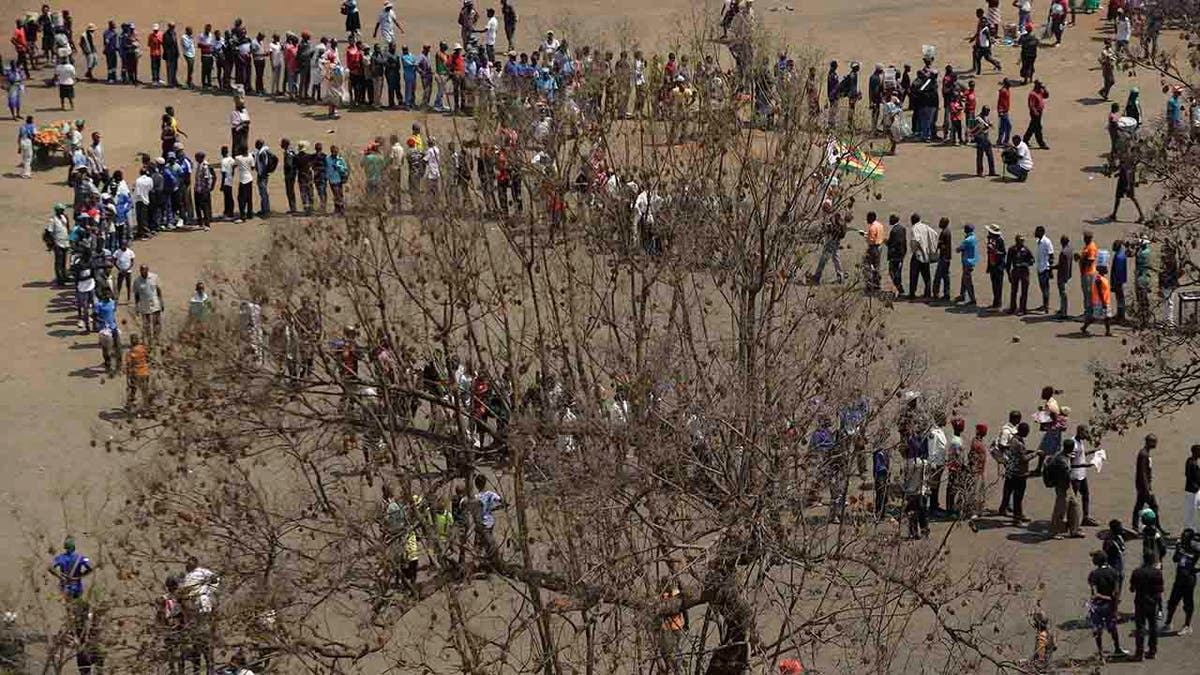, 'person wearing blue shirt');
17,115,35,178
401,46,418,108
1112,240,1129,322
955,223,978,305
1167,88,1184,134
102,20,119,82
94,287,120,372
324,145,349,214
49,537,93,599
534,67,557,102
